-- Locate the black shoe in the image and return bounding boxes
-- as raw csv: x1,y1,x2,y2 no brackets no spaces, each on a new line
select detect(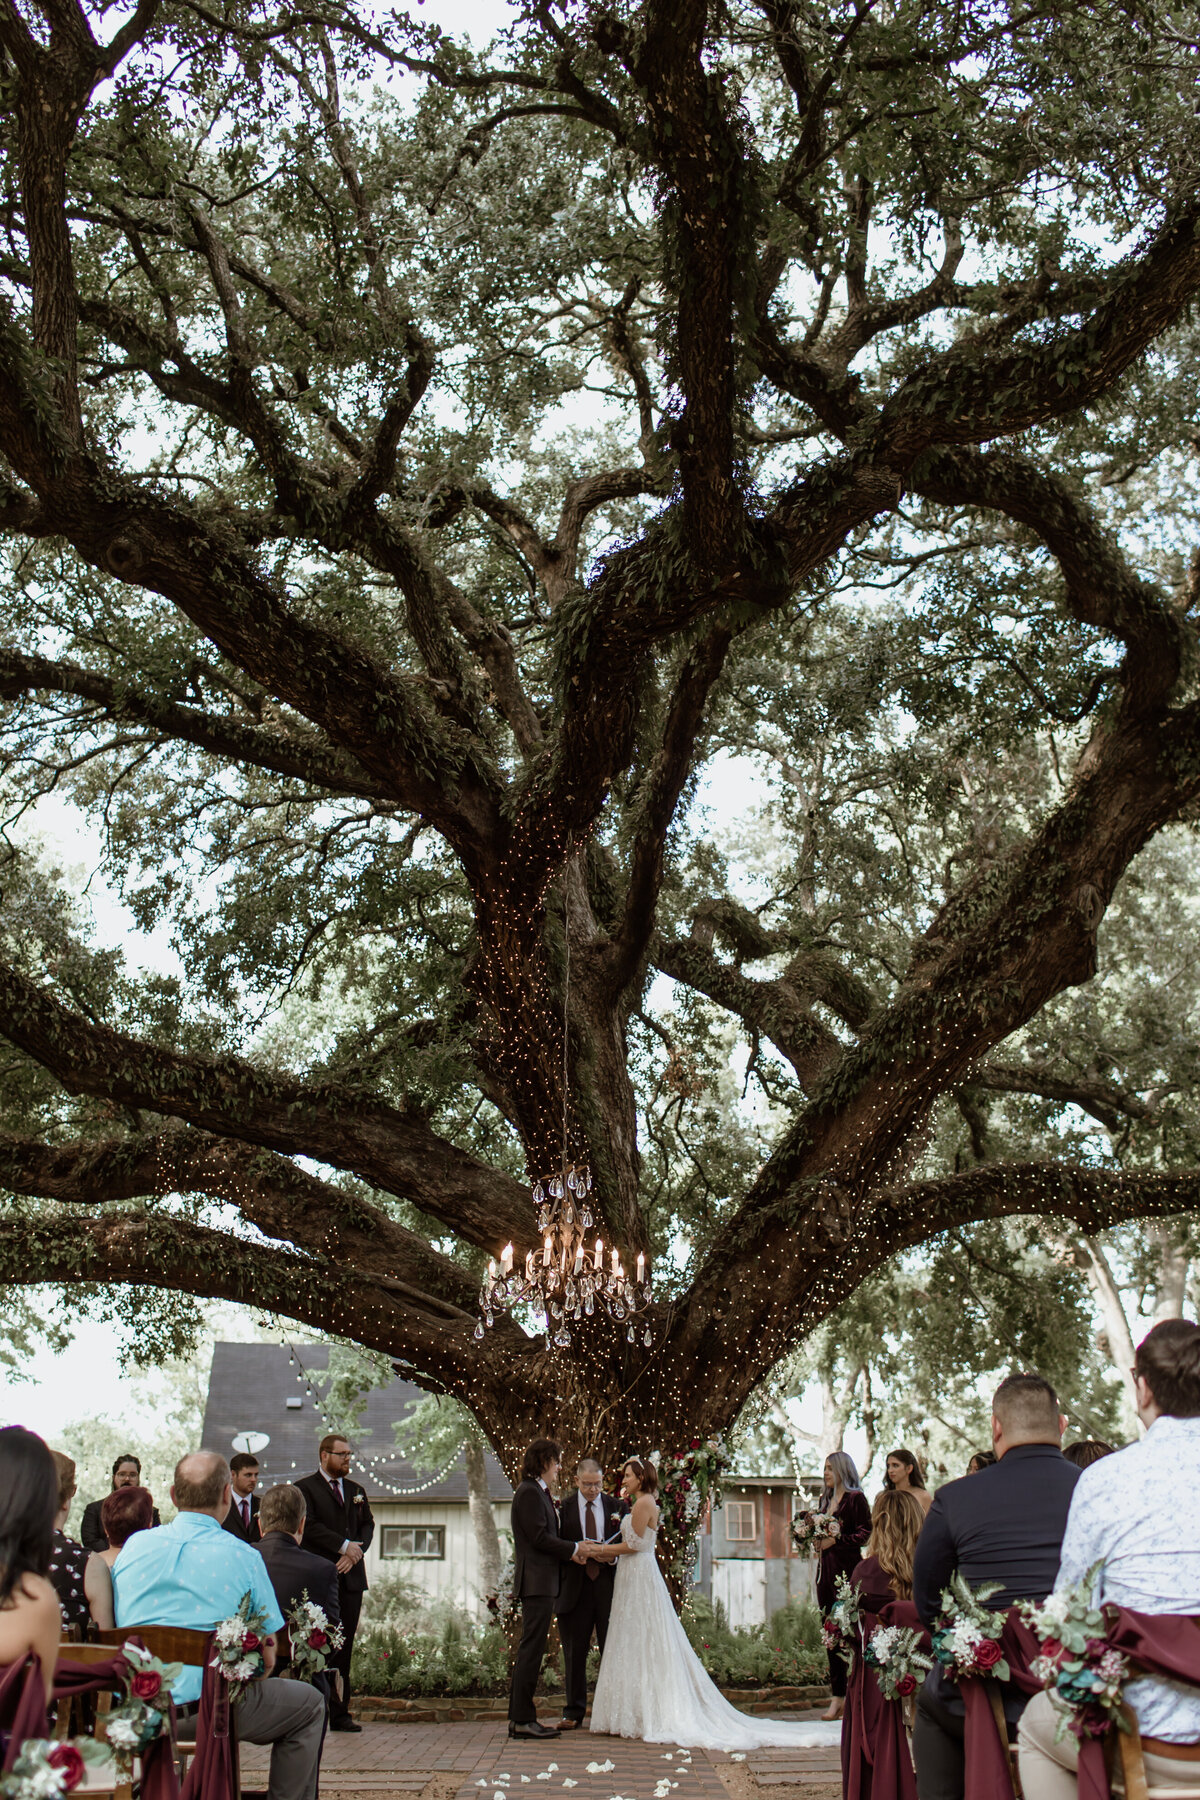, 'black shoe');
508,1721,561,1739
559,1719,584,1730
330,1717,363,1733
